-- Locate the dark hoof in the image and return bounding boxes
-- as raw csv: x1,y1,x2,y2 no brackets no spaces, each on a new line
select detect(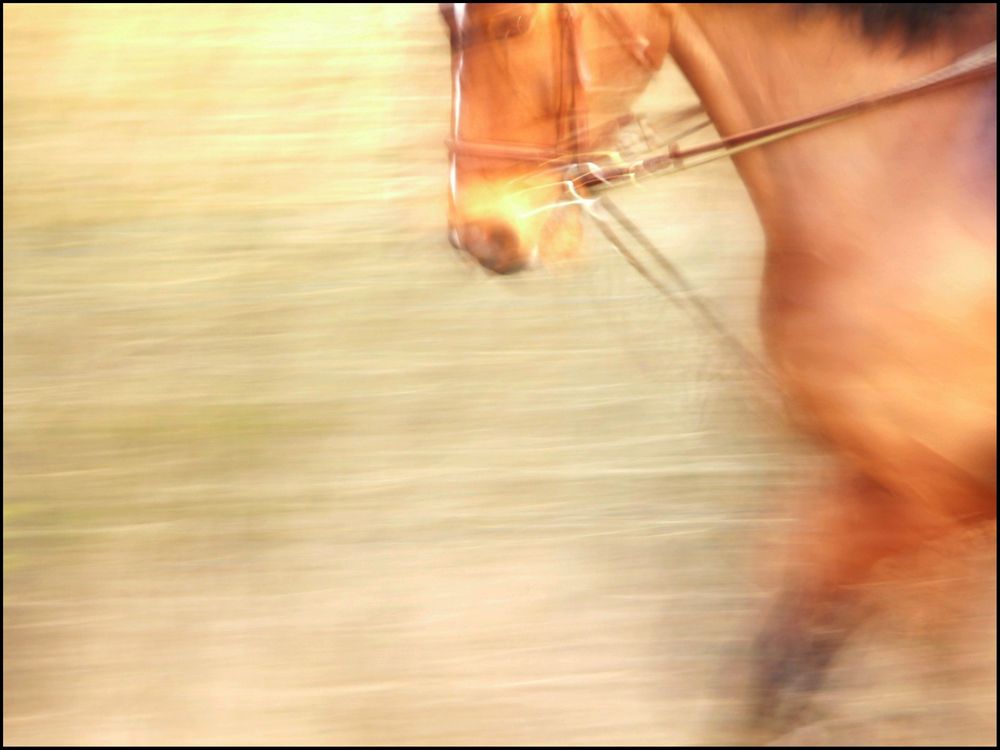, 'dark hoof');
746,590,866,734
